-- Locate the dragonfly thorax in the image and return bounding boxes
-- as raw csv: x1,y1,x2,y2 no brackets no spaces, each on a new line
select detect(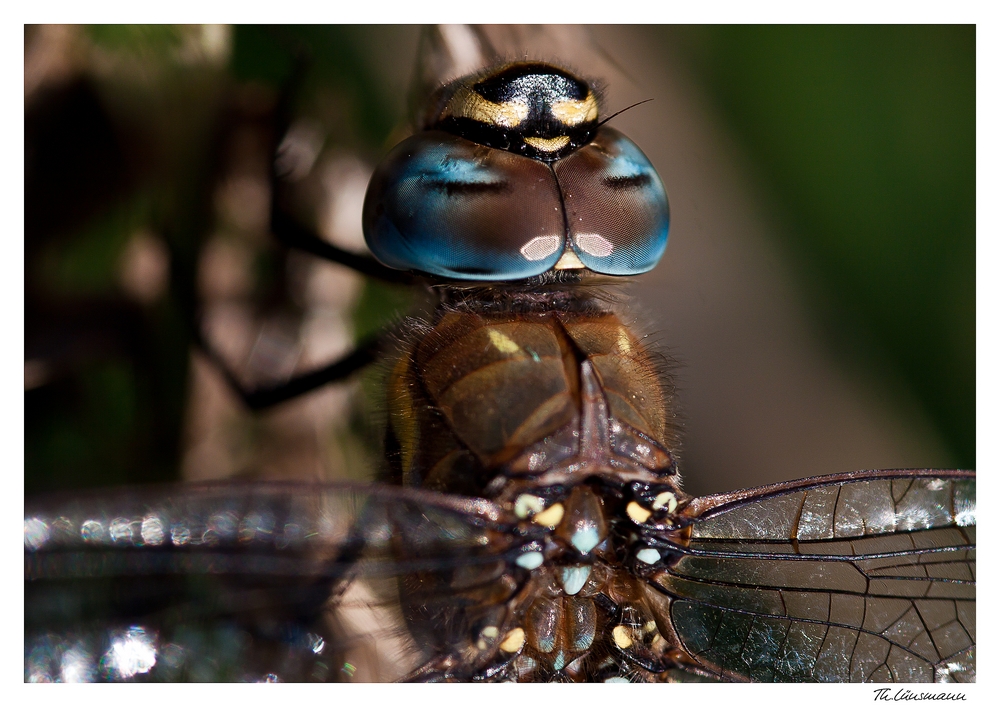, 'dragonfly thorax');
387,295,689,680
